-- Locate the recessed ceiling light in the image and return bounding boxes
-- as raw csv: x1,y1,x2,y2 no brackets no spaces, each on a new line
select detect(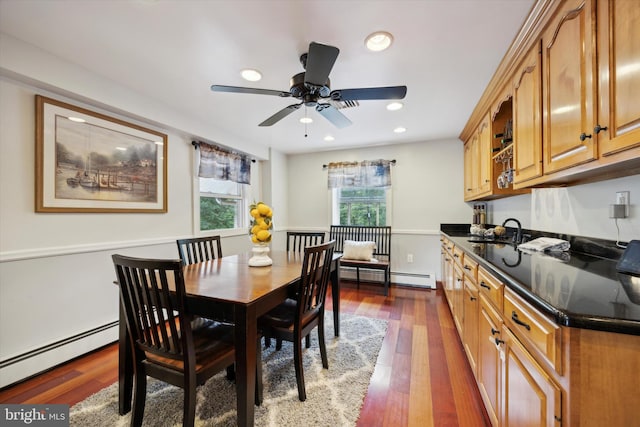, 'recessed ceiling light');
241,69,262,82
365,31,394,52
386,102,403,111
324,135,335,141
300,117,313,124
115,147,127,151
393,127,406,133
68,116,86,123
